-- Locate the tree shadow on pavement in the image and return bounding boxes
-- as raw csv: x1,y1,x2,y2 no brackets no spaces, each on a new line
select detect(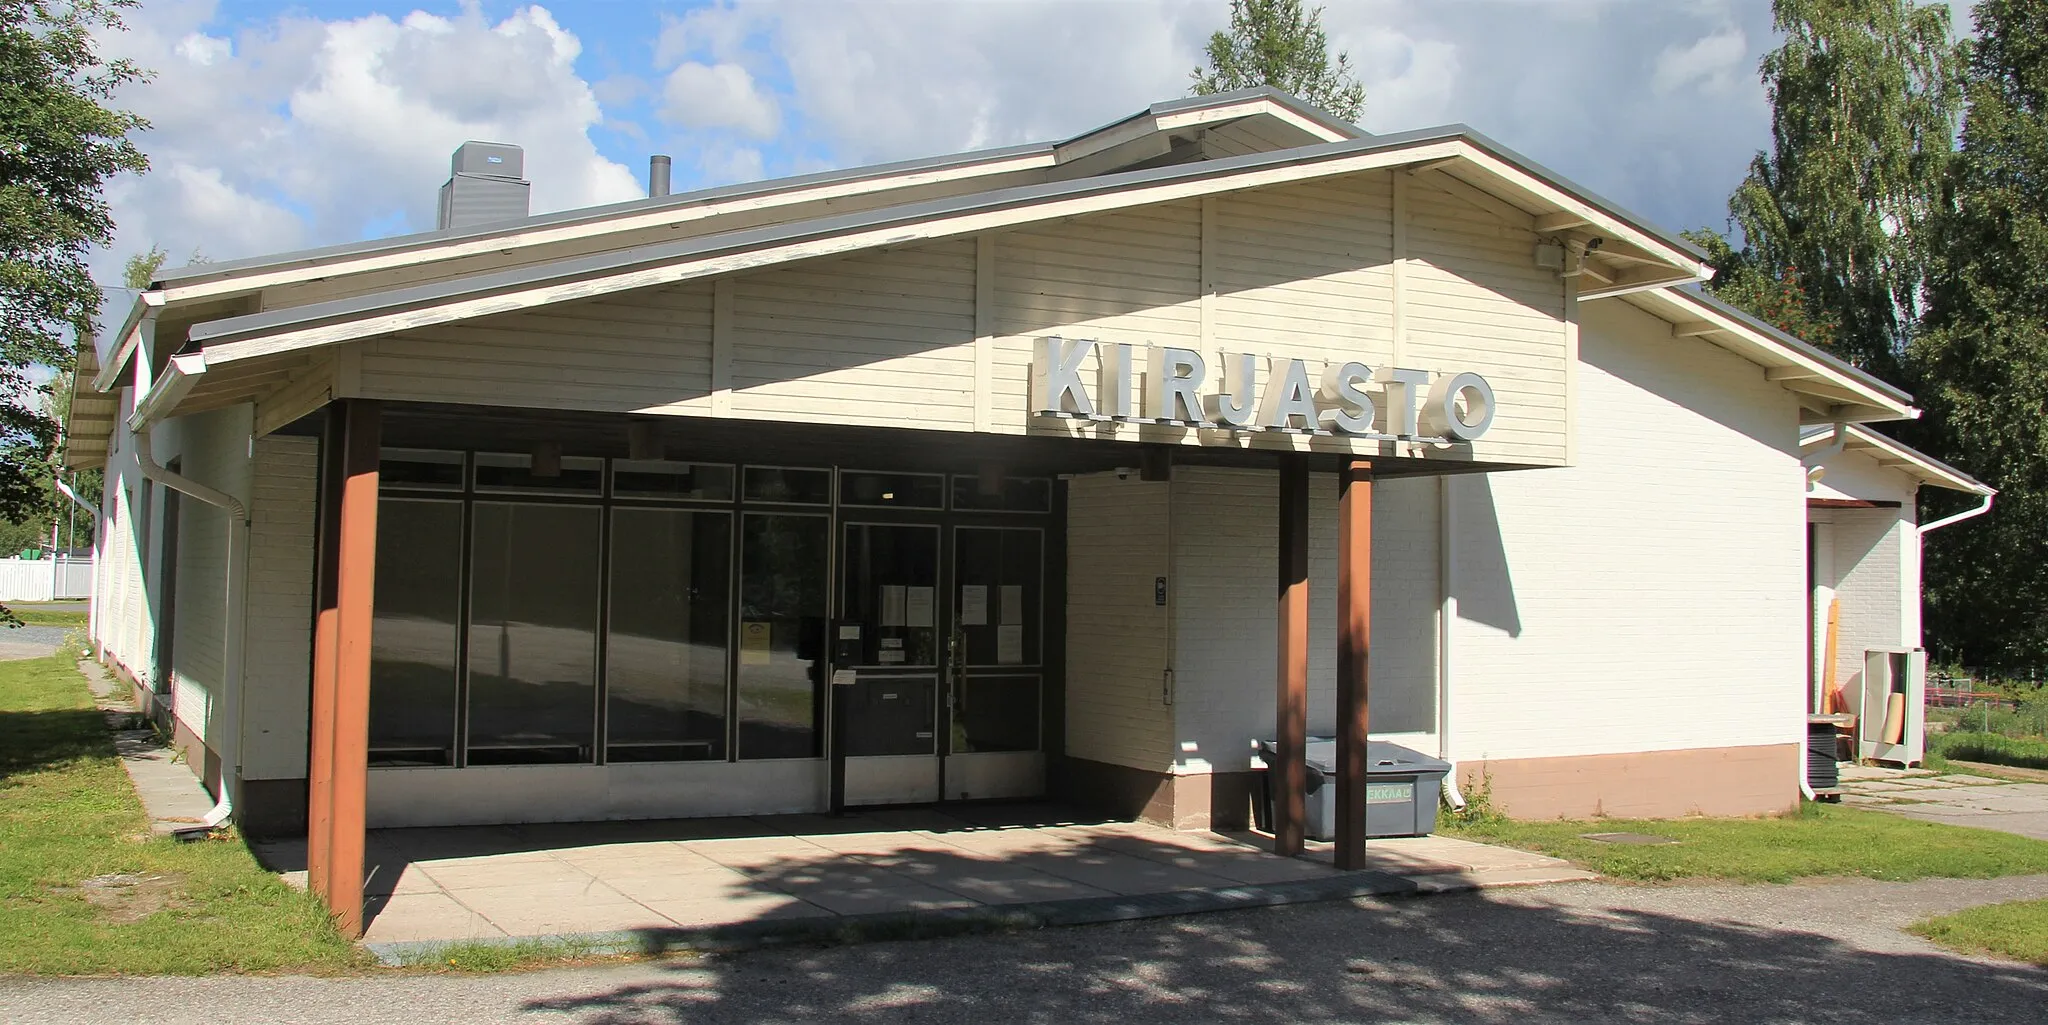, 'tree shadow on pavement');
517,887,2048,1024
